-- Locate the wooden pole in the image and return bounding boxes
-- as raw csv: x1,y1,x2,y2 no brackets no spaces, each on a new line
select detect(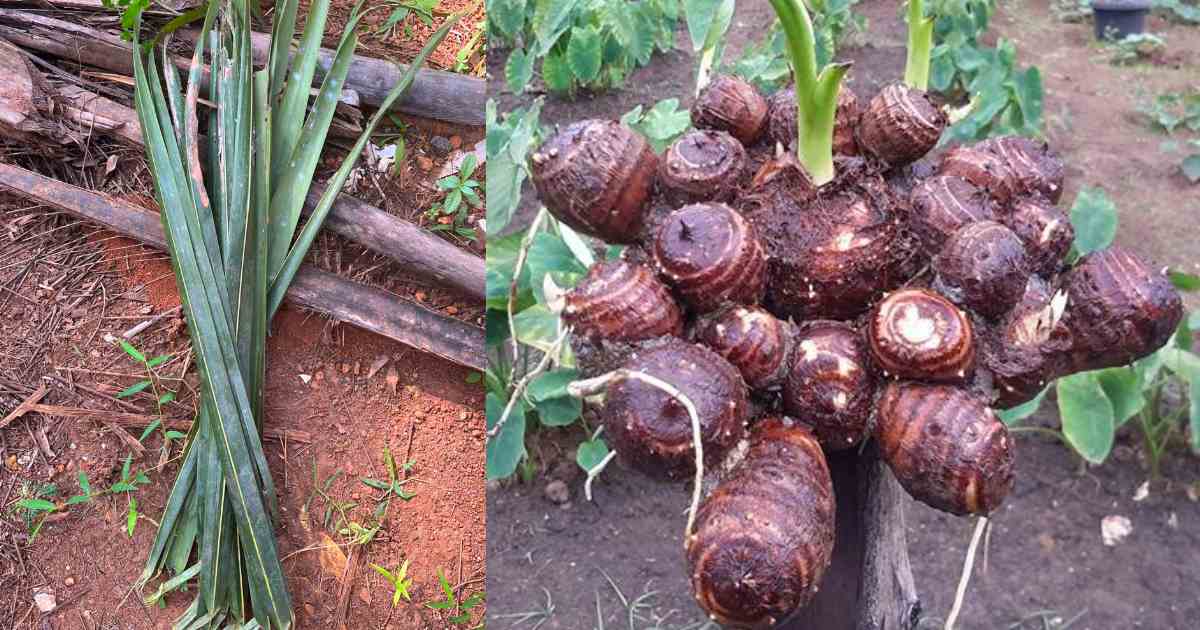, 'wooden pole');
779,447,921,630
0,163,486,370
0,8,484,126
